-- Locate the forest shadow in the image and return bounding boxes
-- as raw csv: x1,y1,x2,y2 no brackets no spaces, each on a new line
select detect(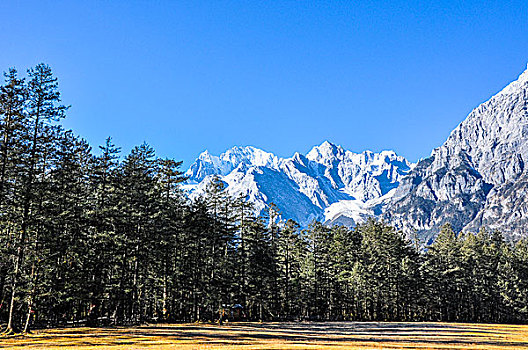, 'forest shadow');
1,322,525,349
